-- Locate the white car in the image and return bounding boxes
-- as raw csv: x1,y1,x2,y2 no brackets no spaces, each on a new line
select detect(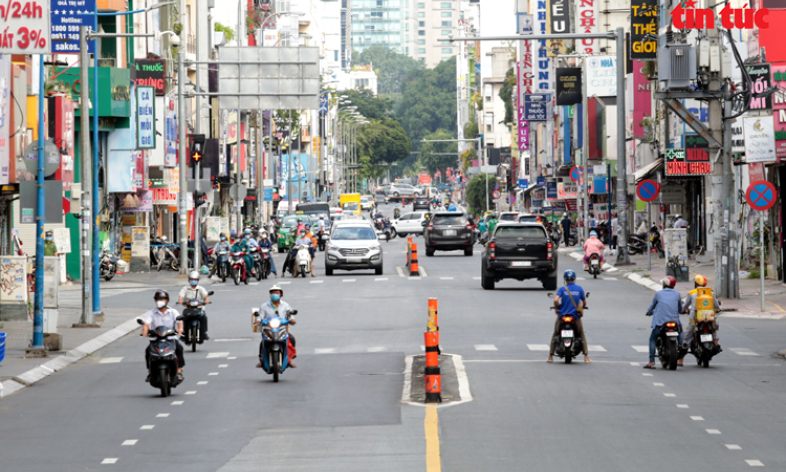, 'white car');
392,211,429,237
360,196,373,210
